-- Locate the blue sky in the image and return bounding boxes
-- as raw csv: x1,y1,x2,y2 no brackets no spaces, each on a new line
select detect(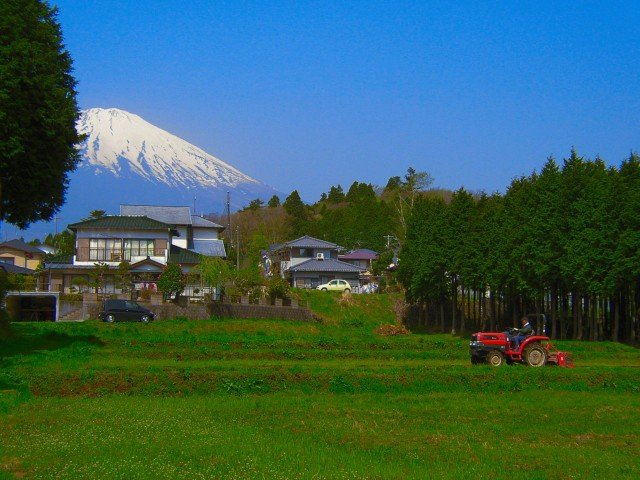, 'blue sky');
53,0,640,201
